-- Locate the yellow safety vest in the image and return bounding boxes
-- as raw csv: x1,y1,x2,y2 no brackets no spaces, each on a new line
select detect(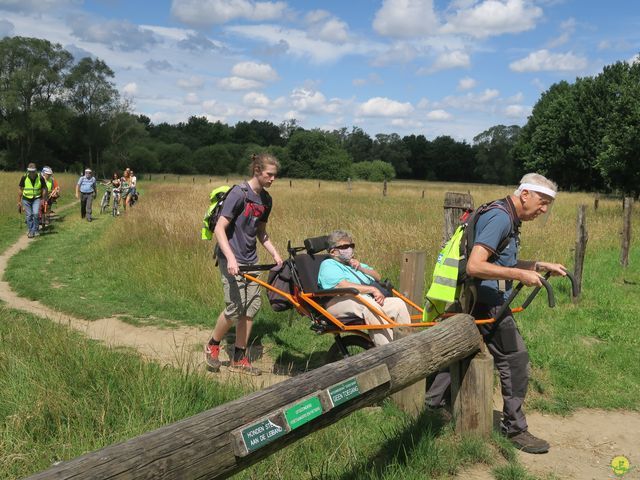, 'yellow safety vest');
22,175,43,200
